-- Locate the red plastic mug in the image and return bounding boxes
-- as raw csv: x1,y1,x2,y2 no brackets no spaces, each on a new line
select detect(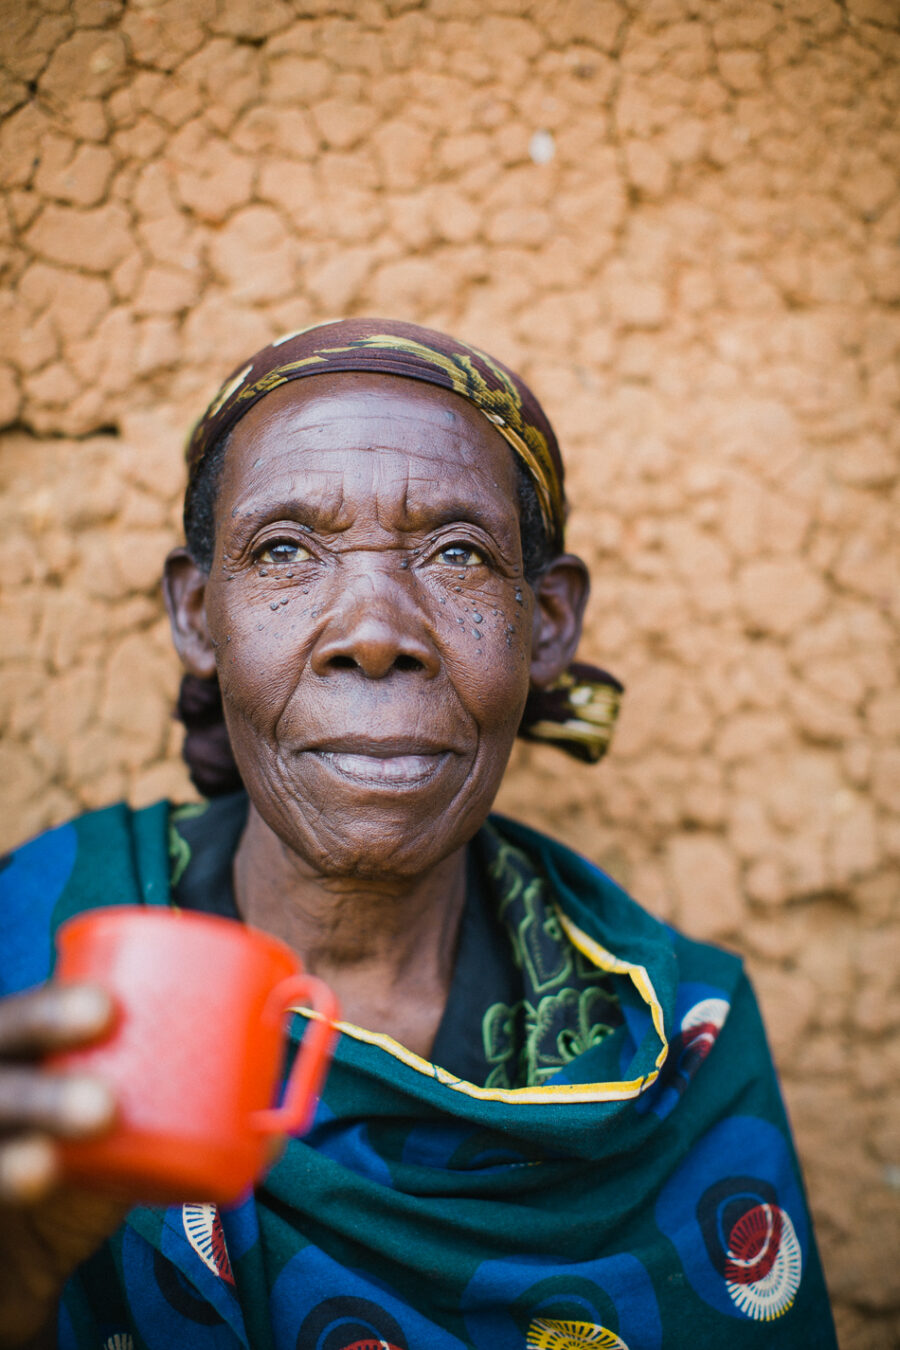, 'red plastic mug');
48,906,340,1205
